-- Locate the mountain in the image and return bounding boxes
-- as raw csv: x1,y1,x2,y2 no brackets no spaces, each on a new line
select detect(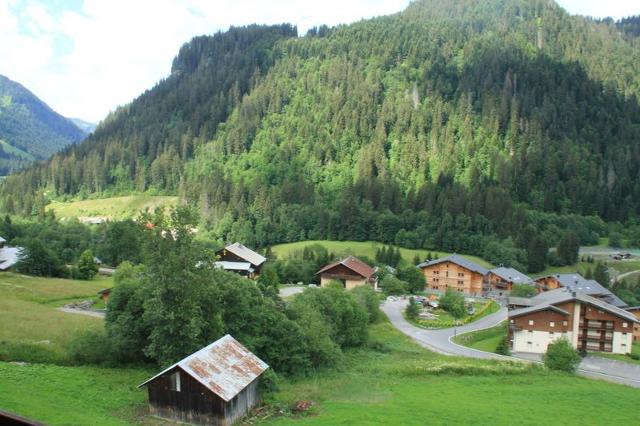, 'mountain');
2,0,640,268
68,118,97,135
0,75,86,175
